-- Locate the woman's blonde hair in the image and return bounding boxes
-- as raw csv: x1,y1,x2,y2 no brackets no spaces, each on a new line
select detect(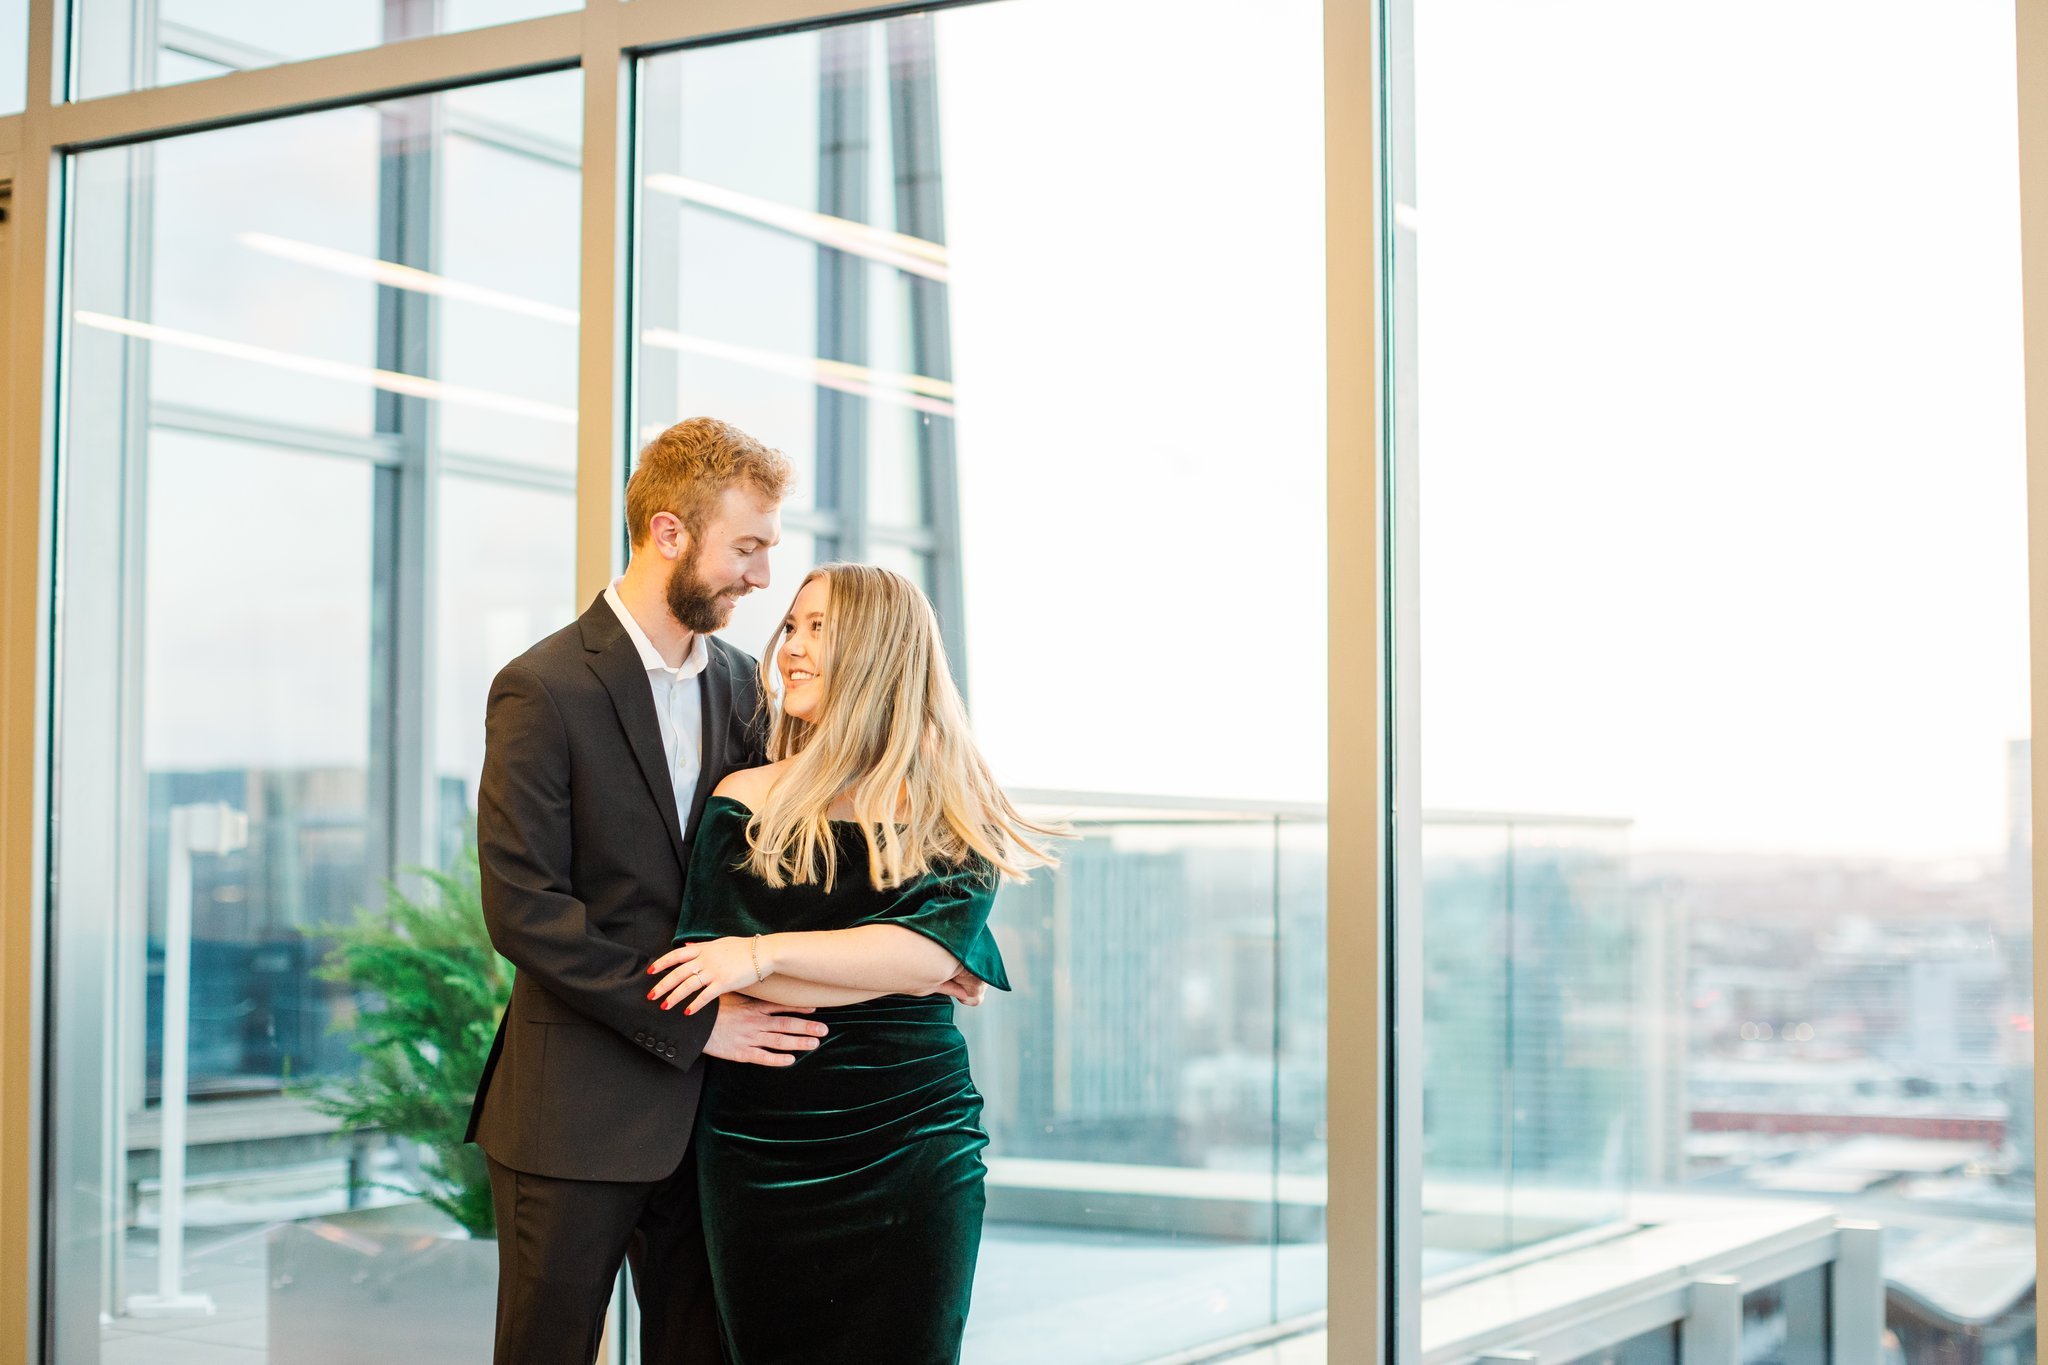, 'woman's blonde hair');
745,563,1065,890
